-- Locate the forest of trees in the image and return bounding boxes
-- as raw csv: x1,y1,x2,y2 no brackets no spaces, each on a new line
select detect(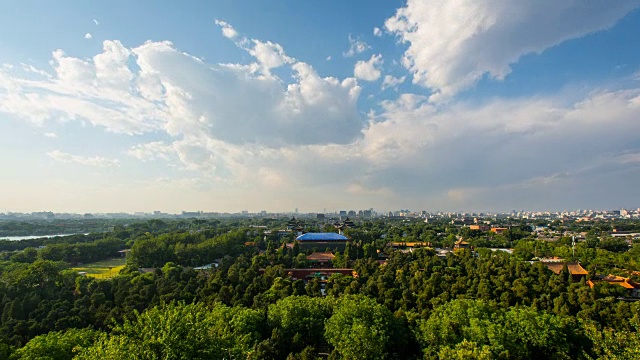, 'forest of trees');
0,217,638,359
